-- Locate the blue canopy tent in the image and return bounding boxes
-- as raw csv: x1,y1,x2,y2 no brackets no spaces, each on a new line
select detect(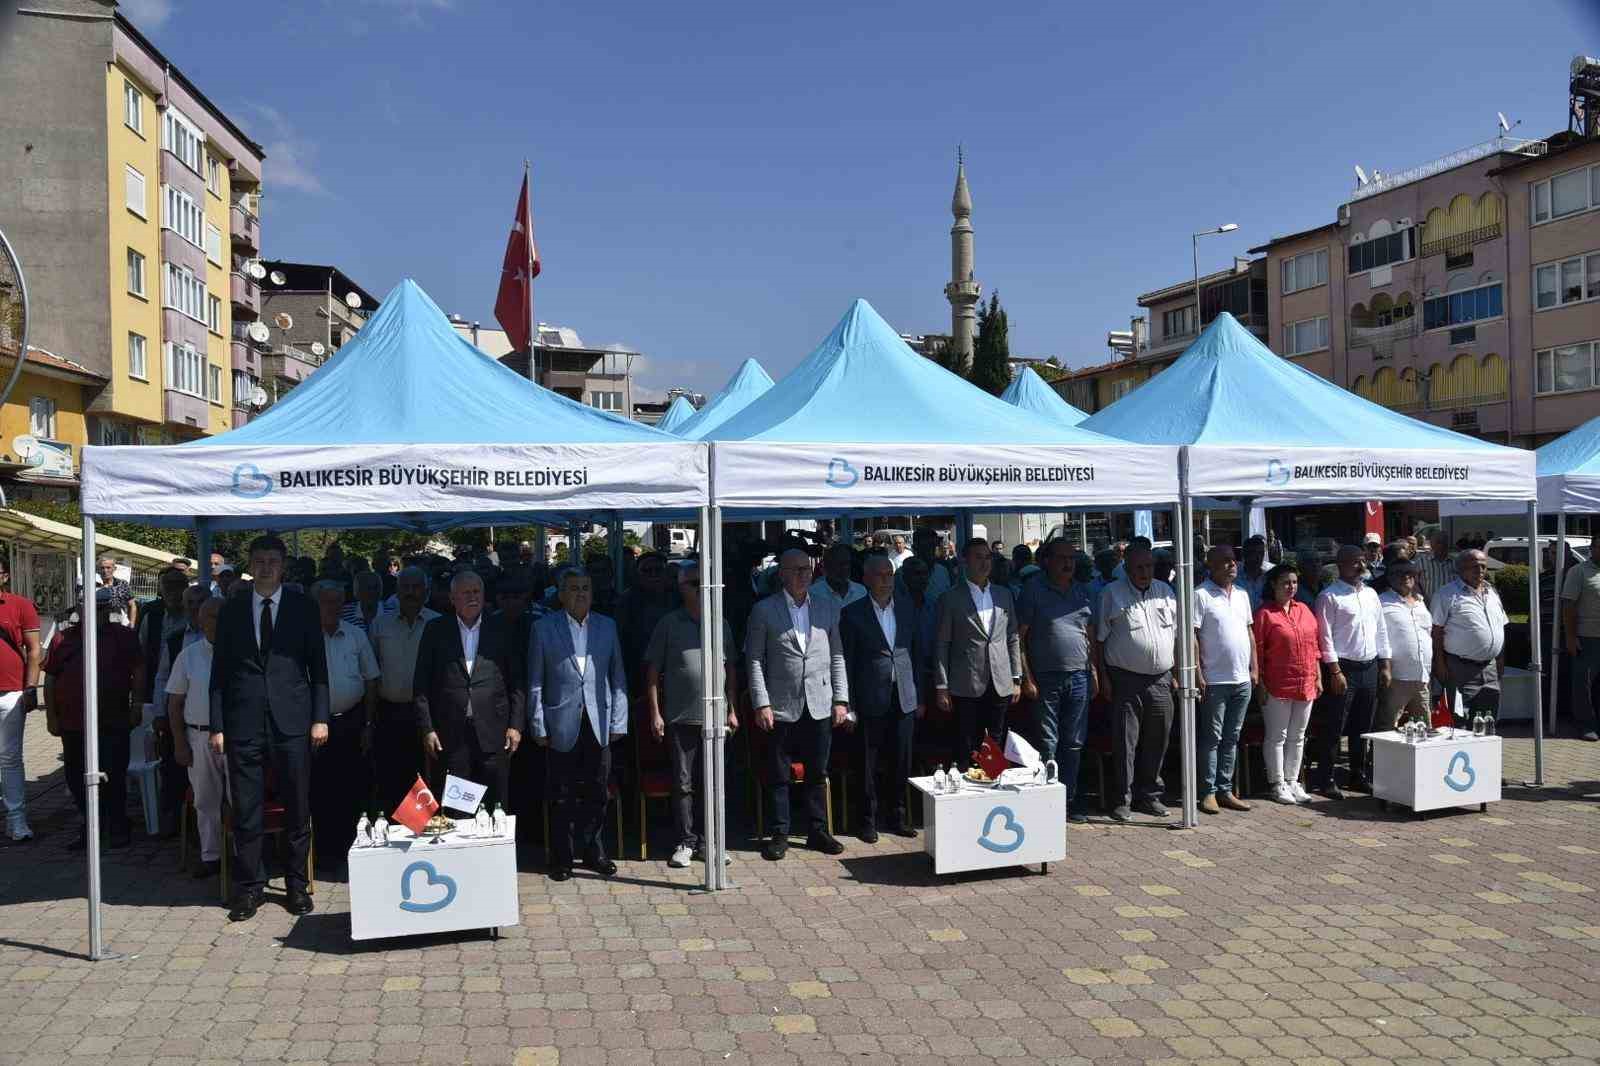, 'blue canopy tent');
655,394,698,434
74,280,717,958
676,357,775,440
1082,312,1540,816
1000,365,1088,426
